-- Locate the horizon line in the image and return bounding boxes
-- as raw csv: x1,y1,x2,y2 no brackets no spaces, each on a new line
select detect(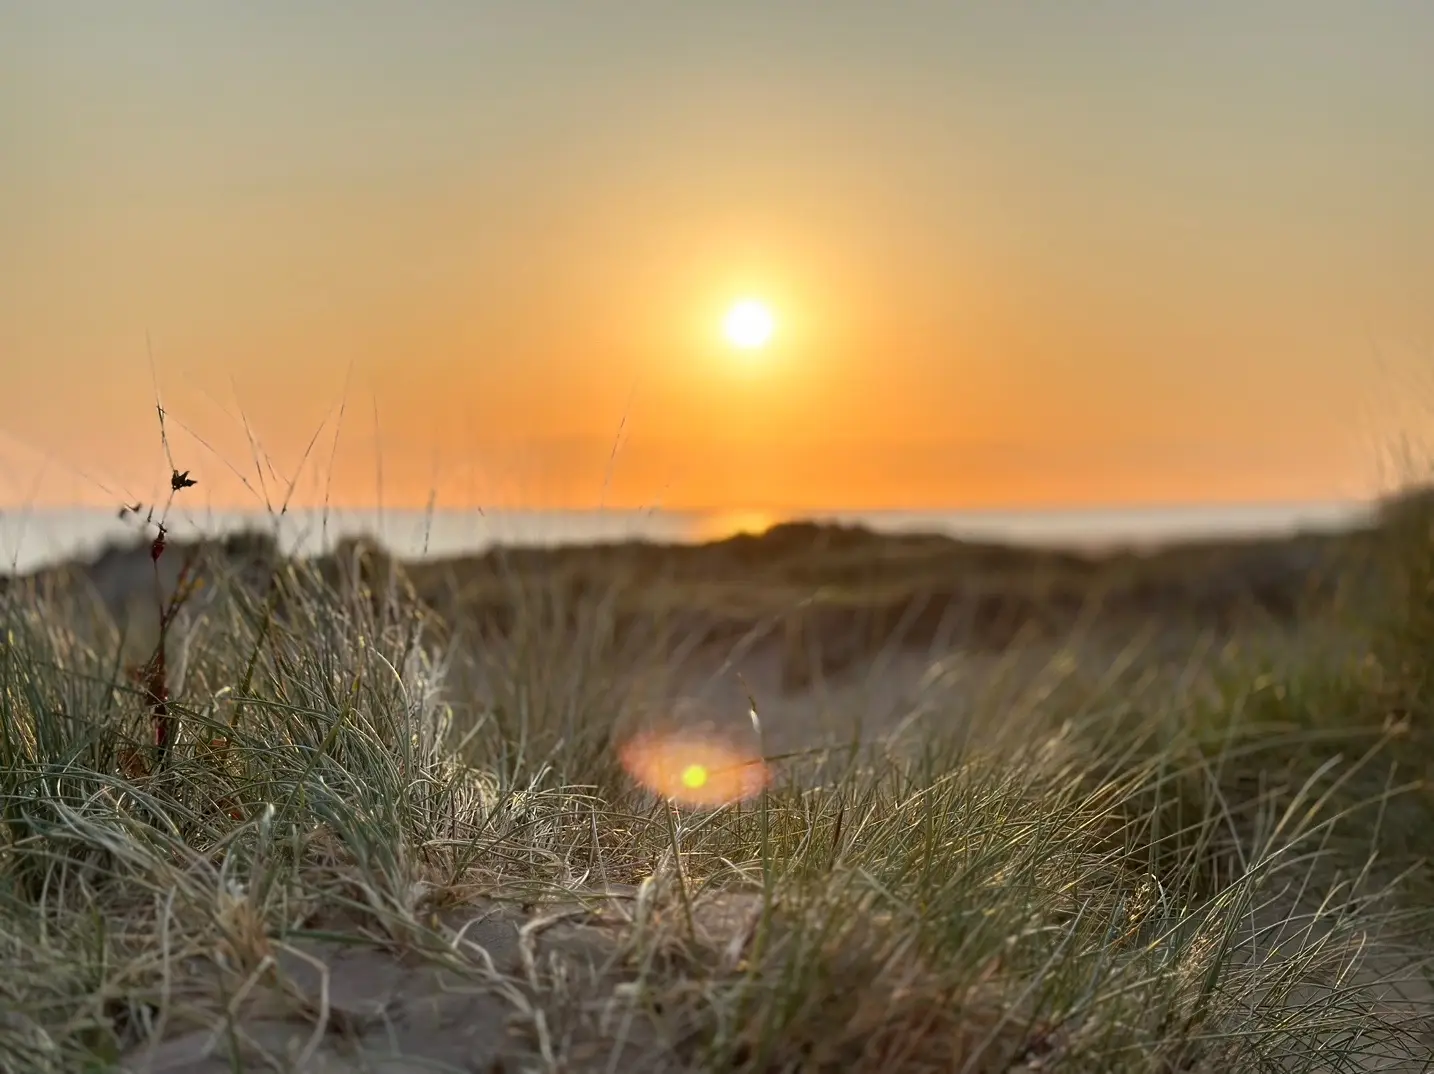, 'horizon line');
0,494,1384,516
